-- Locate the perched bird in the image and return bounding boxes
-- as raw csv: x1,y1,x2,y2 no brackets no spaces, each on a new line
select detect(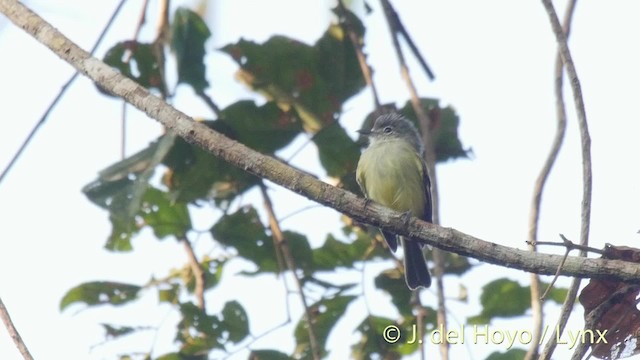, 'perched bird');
356,113,432,289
